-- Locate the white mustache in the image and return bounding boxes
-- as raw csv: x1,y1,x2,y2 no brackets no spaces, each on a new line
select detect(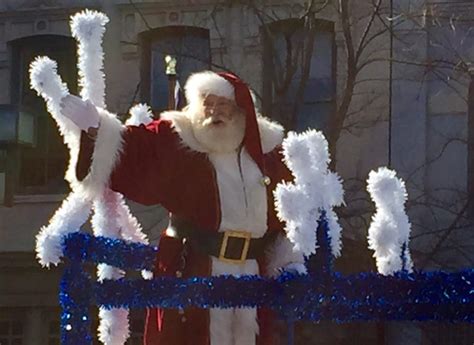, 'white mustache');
202,115,230,126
